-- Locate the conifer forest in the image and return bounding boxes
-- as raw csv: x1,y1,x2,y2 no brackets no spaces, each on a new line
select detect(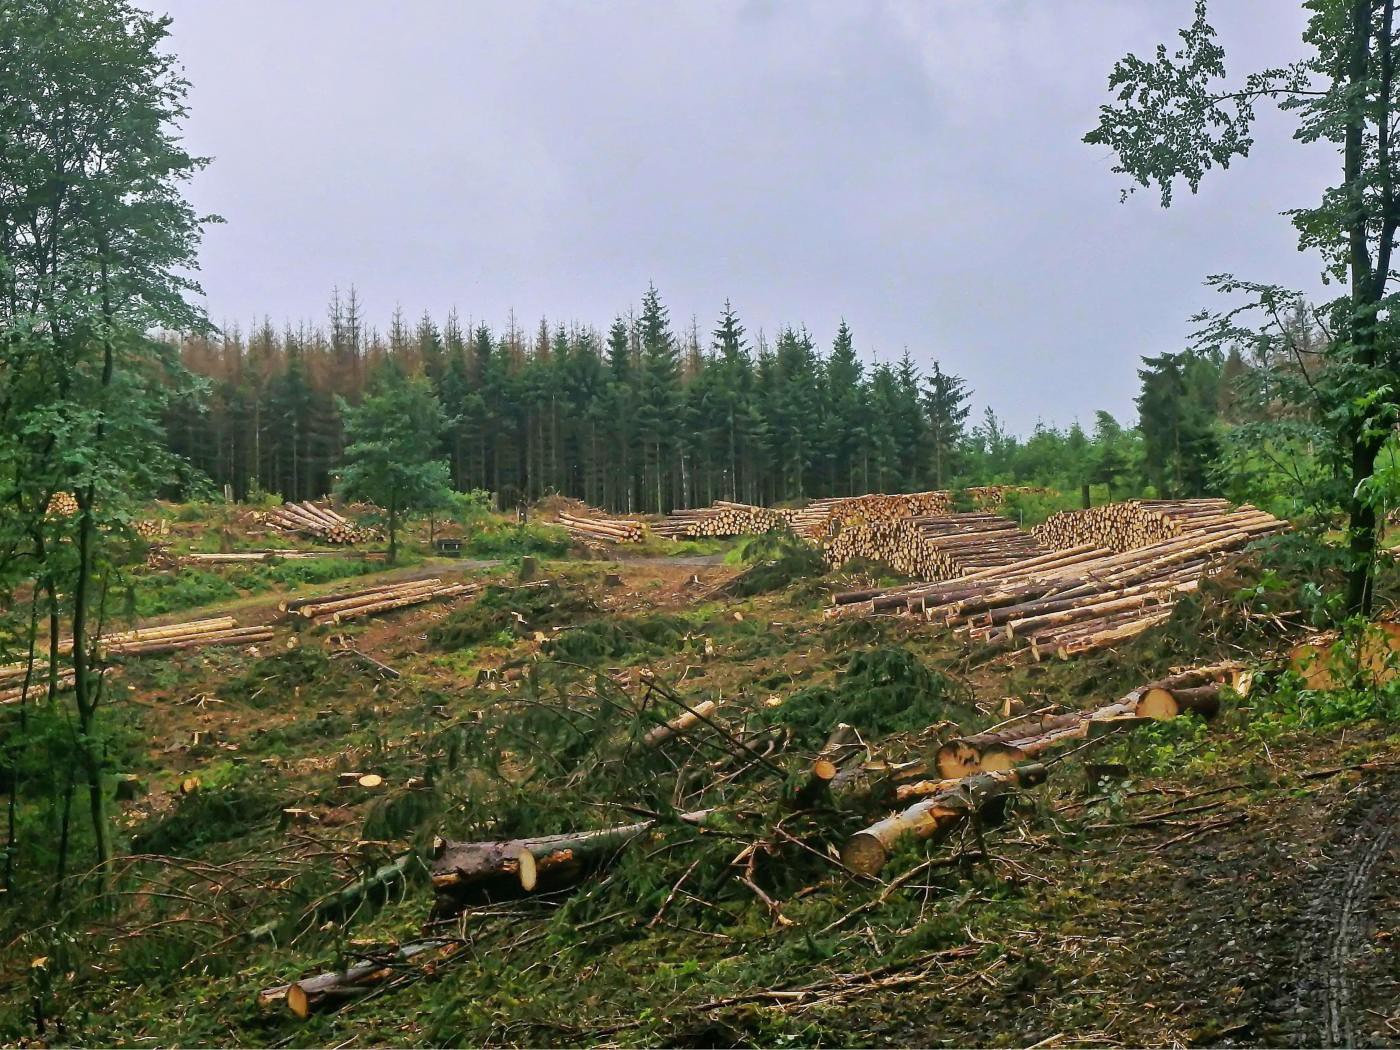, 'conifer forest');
1,2,1398,1048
